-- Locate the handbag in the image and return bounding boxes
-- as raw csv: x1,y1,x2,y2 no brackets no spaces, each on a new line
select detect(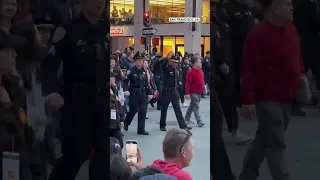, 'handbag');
295,75,311,104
